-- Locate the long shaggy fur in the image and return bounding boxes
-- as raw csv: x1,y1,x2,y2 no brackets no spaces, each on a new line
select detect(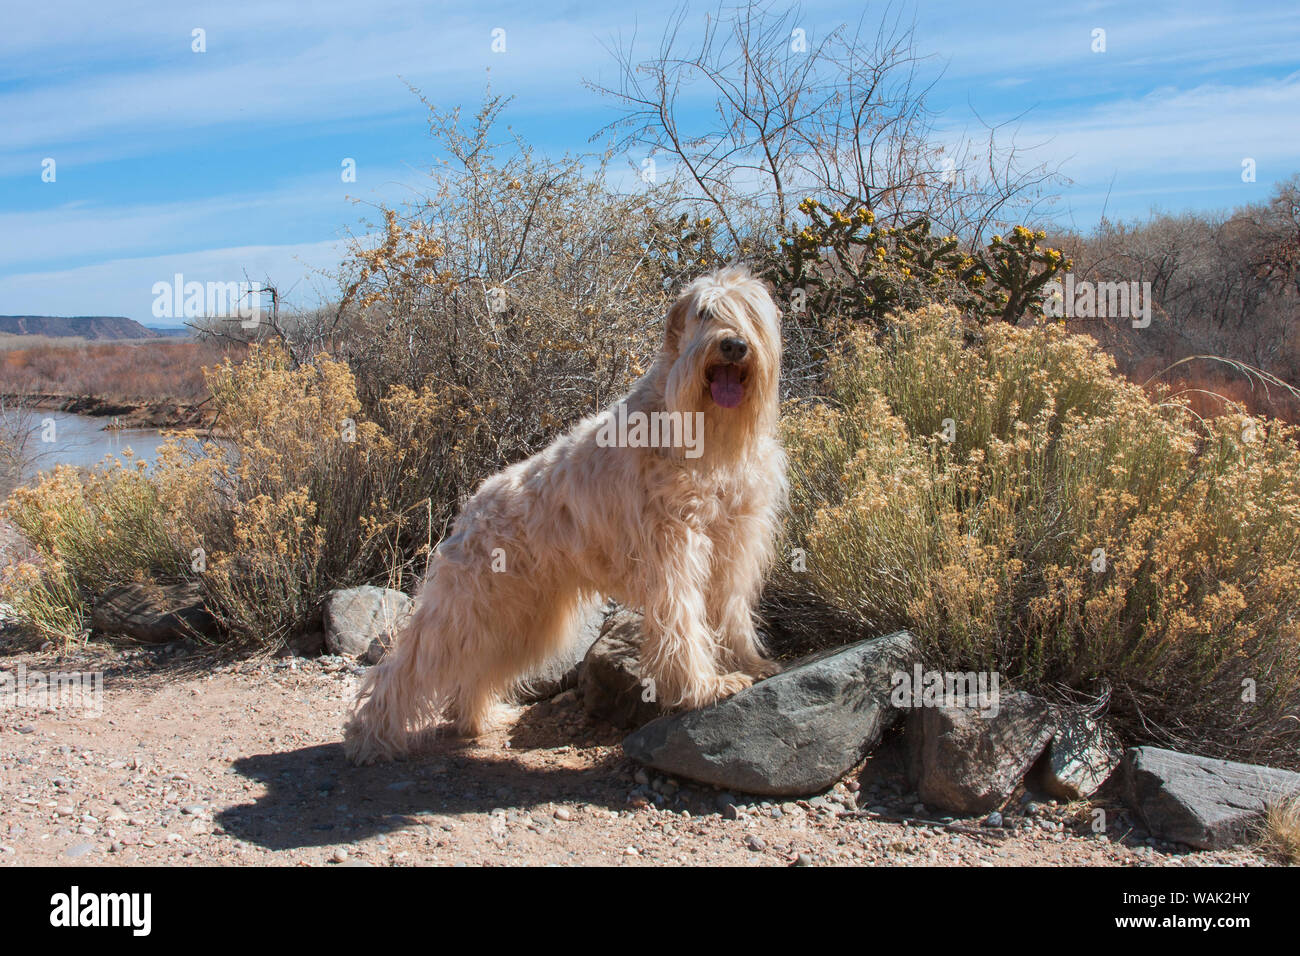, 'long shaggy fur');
344,265,787,764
